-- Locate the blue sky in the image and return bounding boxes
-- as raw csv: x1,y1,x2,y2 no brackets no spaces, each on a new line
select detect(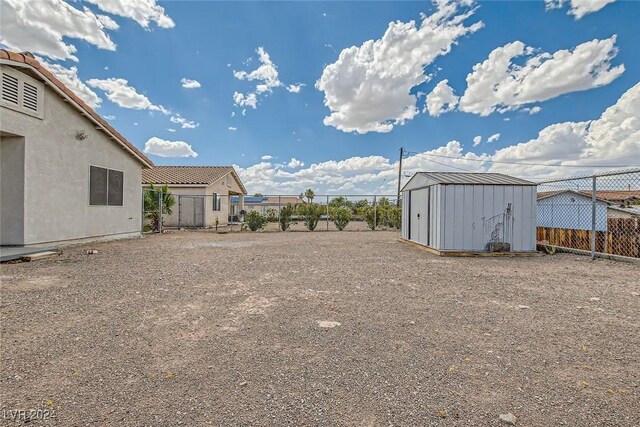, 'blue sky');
2,0,639,194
